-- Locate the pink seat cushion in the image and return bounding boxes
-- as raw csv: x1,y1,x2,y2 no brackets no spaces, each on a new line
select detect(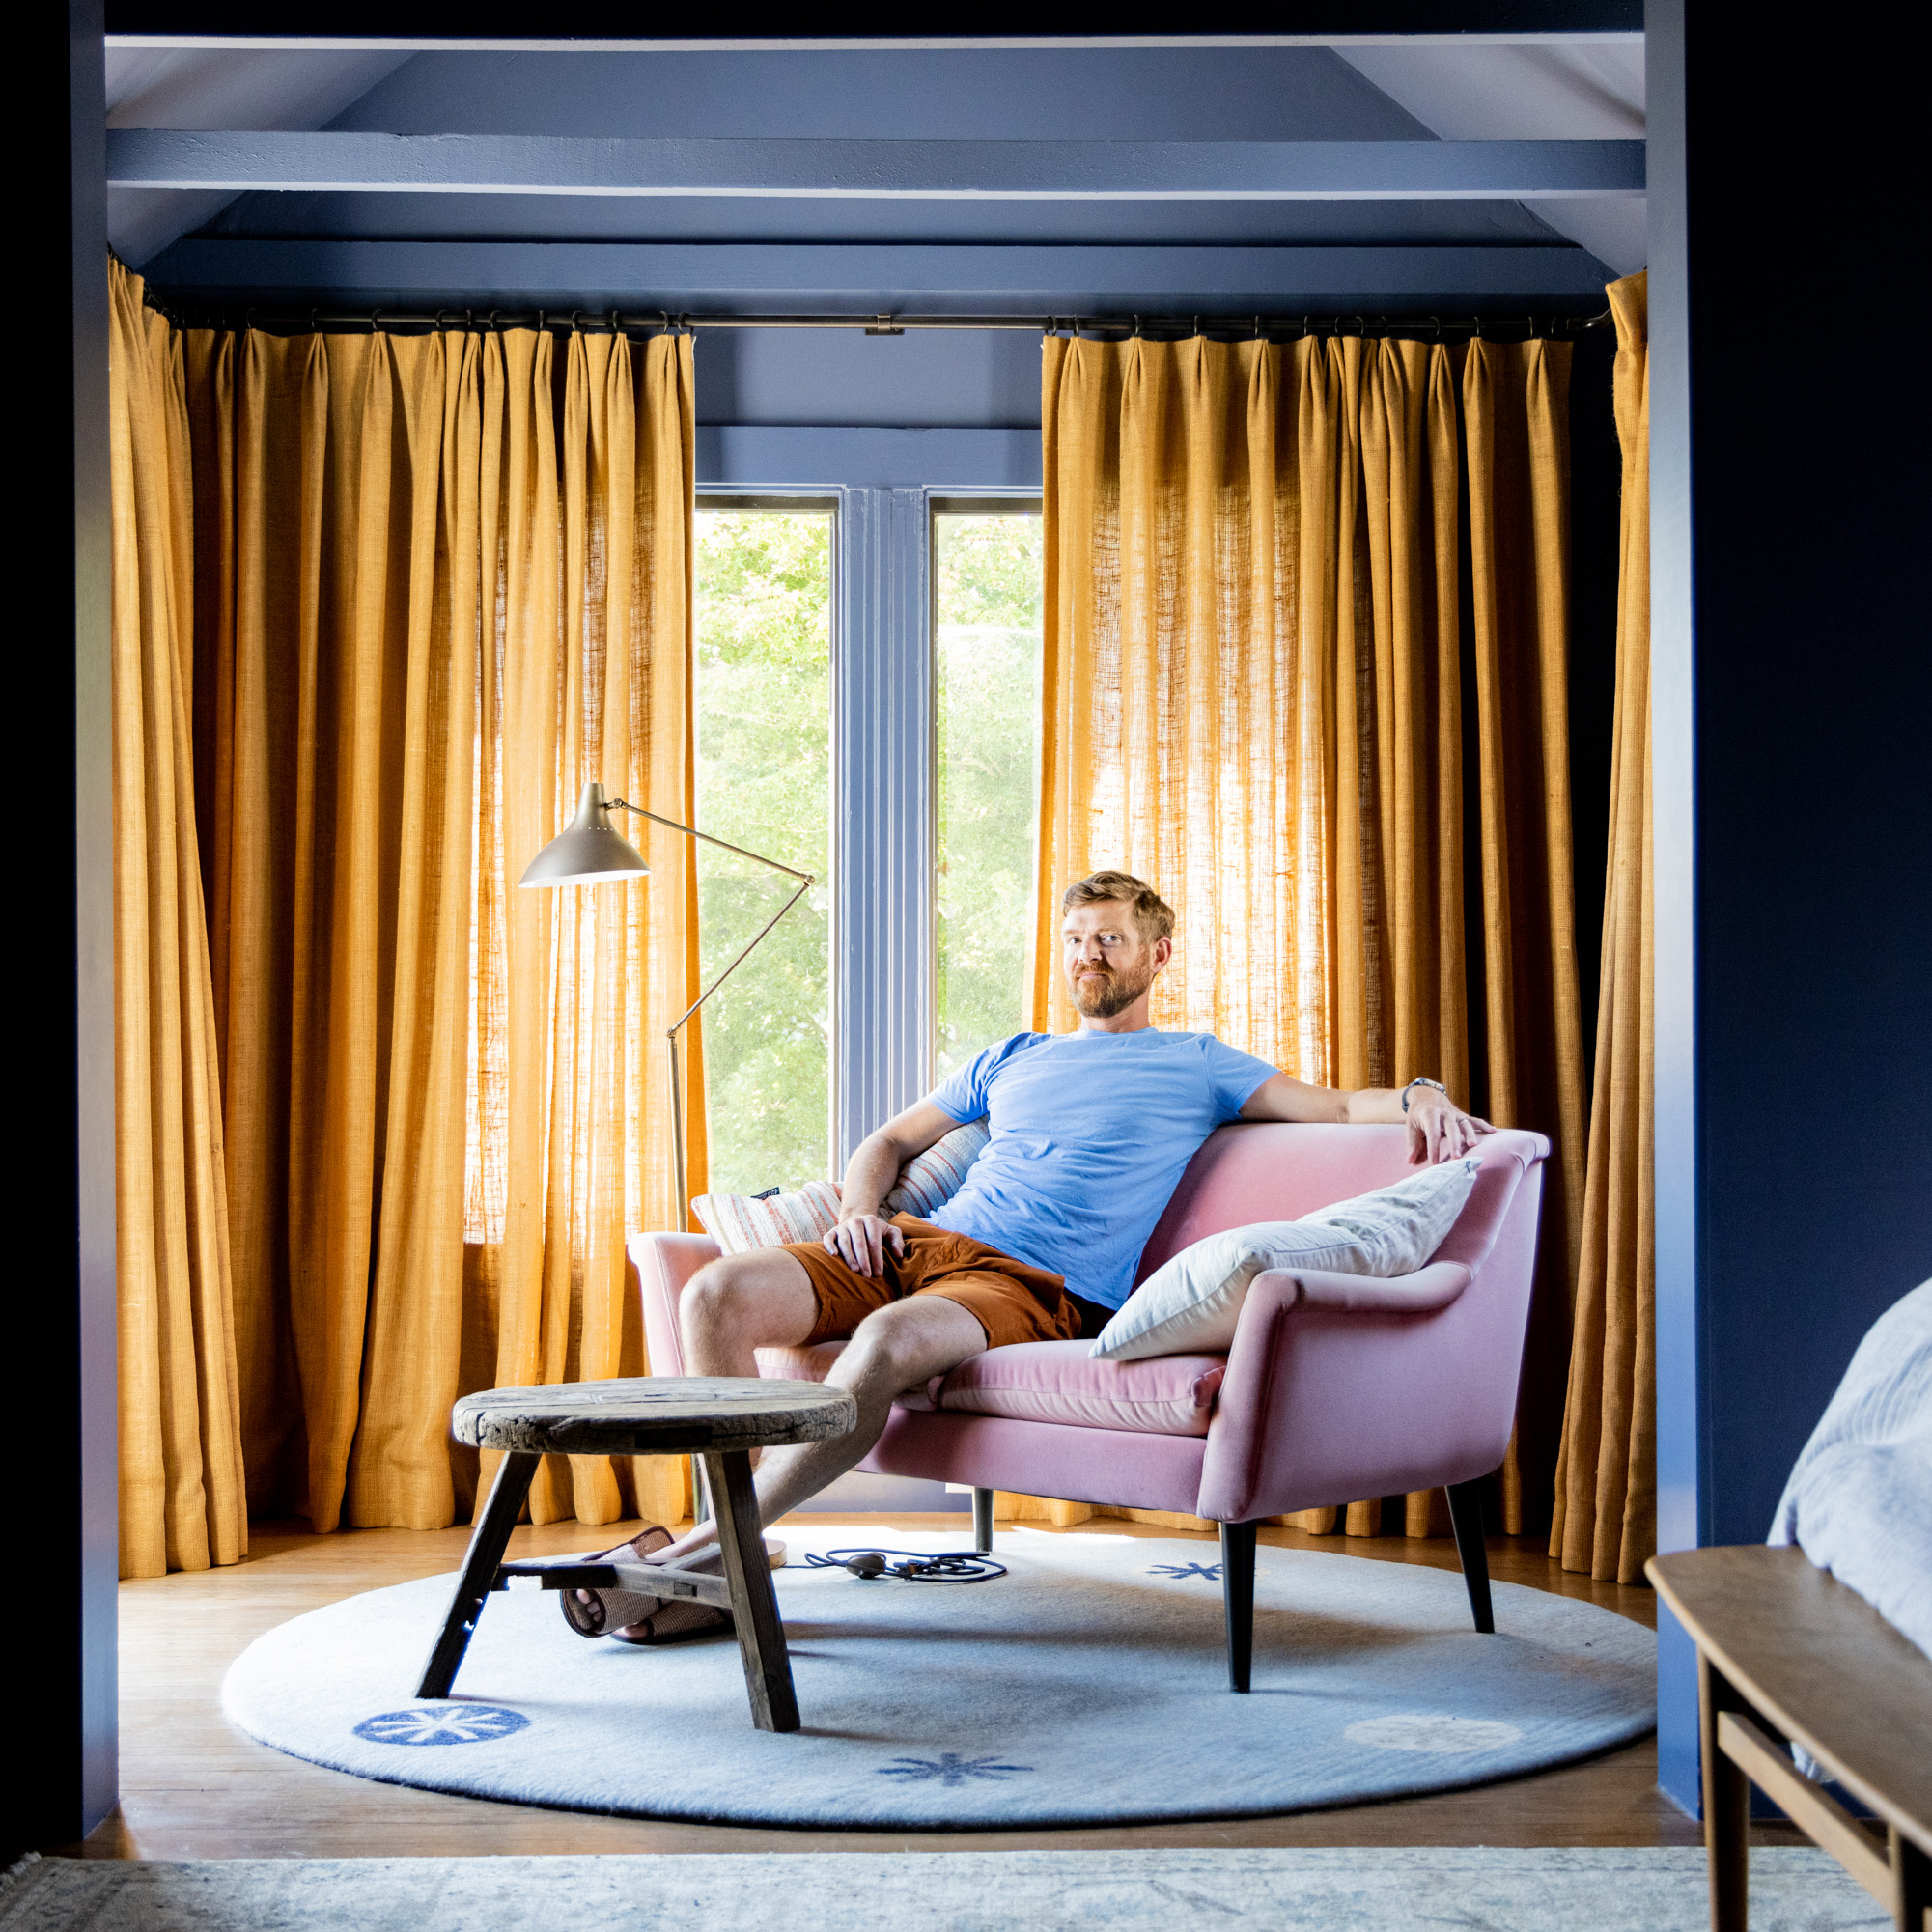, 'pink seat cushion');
754,1341,848,1383
933,1341,1225,1436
